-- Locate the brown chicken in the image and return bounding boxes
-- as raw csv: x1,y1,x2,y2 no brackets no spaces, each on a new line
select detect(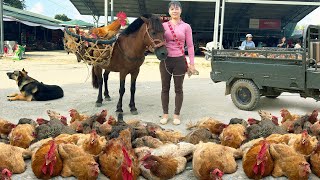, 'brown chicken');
242,140,274,179
0,169,12,180
58,143,100,180
31,140,65,179
99,128,140,180
192,142,242,180
0,142,31,174
90,12,127,39
219,124,246,148
9,124,35,148
187,117,227,135
310,121,320,137
81,130,106,156
132,136,163,148
153,129,184,143
98,121,112,136
310,142,320,177
288,130,318,156
141,154,187,180
184,128,220,145
281,108,300,123
270,143,311,180
0,119,16,139
69,109,89,123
